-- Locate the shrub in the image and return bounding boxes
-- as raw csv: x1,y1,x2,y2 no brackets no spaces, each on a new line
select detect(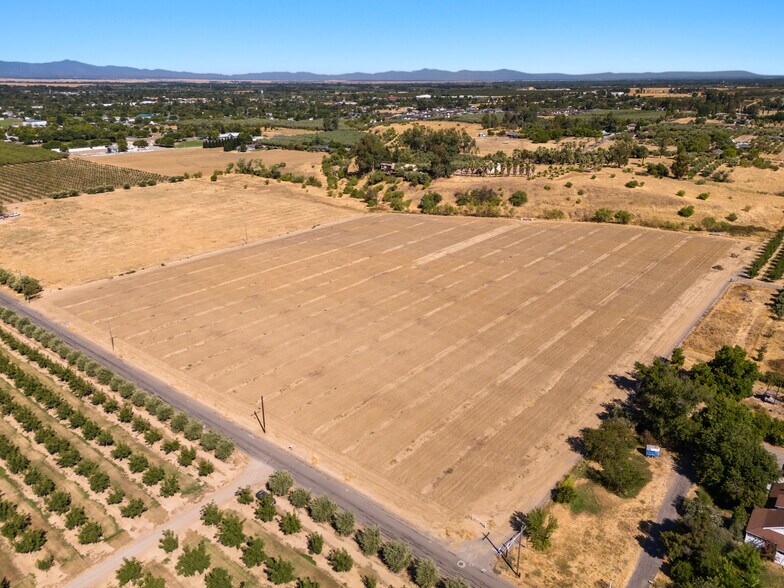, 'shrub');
614,210,632,224
381,540,412,573
280,512,302,535
159,529,178,553
329,548,353,572
676,190,686,197
508,190,528,206
678,206,695,218
542,208,565,220
625,180,639,188
553,477,576,504
697,192,710,200
726,213,738,222
15,528,47,553
267,470,294,496
35,553,54,571
592,208,614,223
564,181,573,188
200,429,221,451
